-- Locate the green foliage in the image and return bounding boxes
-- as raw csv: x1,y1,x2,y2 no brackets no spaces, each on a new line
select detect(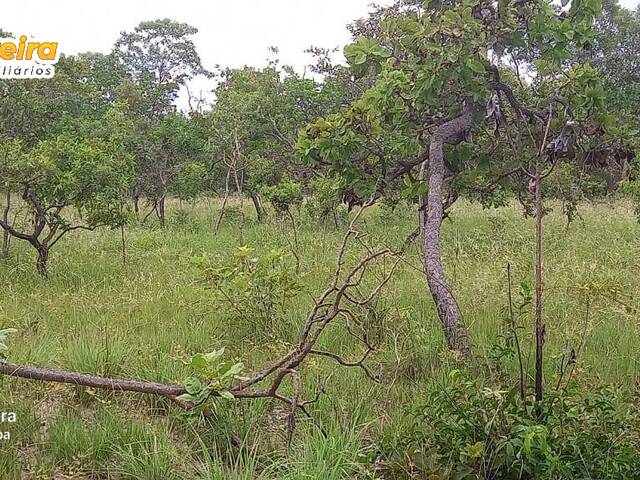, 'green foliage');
194,246,302,338
29,133,133,227
382,371,640,479
177,348,245,413
298,0,624,220
344,36,390,77
304,175,346,223
170,161,209,201
261,177,303,213
114,18,209,113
